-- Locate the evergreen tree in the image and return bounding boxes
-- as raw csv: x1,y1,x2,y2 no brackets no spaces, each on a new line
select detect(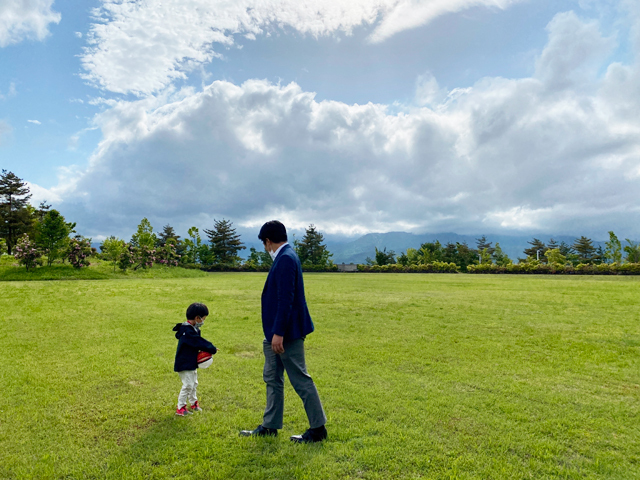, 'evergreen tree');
0,170,33,255
35,209,75,266
418,241,443,263
492,242,512,266
523,238,547,261
455,242,479,271
297,224,332,266
572,236,597,264
158,224,180,246
204,219,245,265
475,235,495,256
131,218,157,249
558,241,573,256
246,247,272,268
441,242,477,271
547,238,559,250
35,201,52,223
374,247,396,266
